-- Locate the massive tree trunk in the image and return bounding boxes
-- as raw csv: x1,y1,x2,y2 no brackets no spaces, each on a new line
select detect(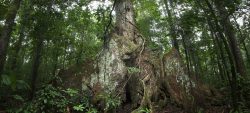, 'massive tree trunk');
84,0,142,108
80,0,153,111
0,0,22,76
58,0,221,112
